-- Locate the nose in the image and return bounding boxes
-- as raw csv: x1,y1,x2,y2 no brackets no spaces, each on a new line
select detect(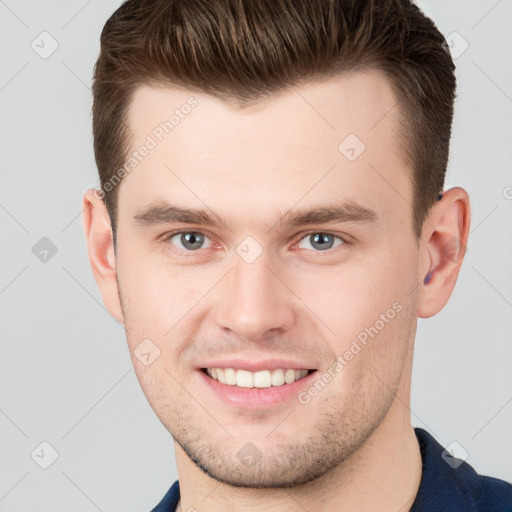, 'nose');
212,251,296,341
